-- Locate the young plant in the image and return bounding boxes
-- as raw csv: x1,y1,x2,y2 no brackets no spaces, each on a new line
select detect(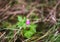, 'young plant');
17,16,37,38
